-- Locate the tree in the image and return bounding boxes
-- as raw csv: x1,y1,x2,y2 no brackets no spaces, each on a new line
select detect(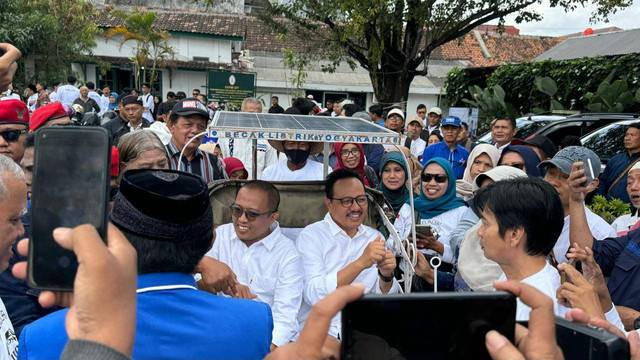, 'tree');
0,0,98,88
209,0,630,107
105,8,174,90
